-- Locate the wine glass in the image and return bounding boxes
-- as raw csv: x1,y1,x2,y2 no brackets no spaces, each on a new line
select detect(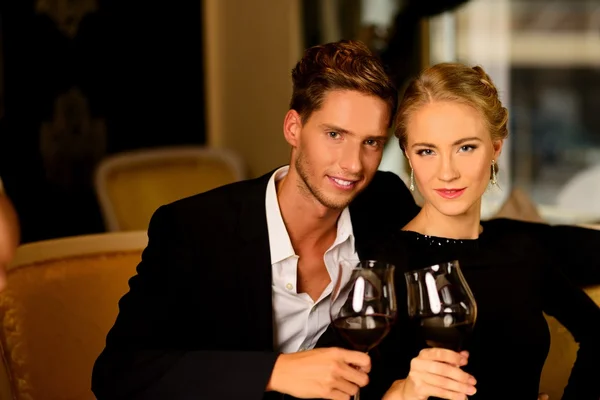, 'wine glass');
330,259,397,400
404,260,477,352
